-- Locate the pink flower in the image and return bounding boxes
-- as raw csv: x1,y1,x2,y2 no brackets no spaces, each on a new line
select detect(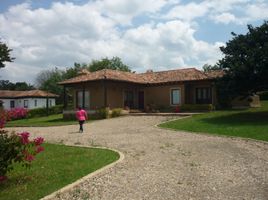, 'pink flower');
18,132,30,144
34,137,44,146
36,146,44,153
0,176,7,182
25,154,35,162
